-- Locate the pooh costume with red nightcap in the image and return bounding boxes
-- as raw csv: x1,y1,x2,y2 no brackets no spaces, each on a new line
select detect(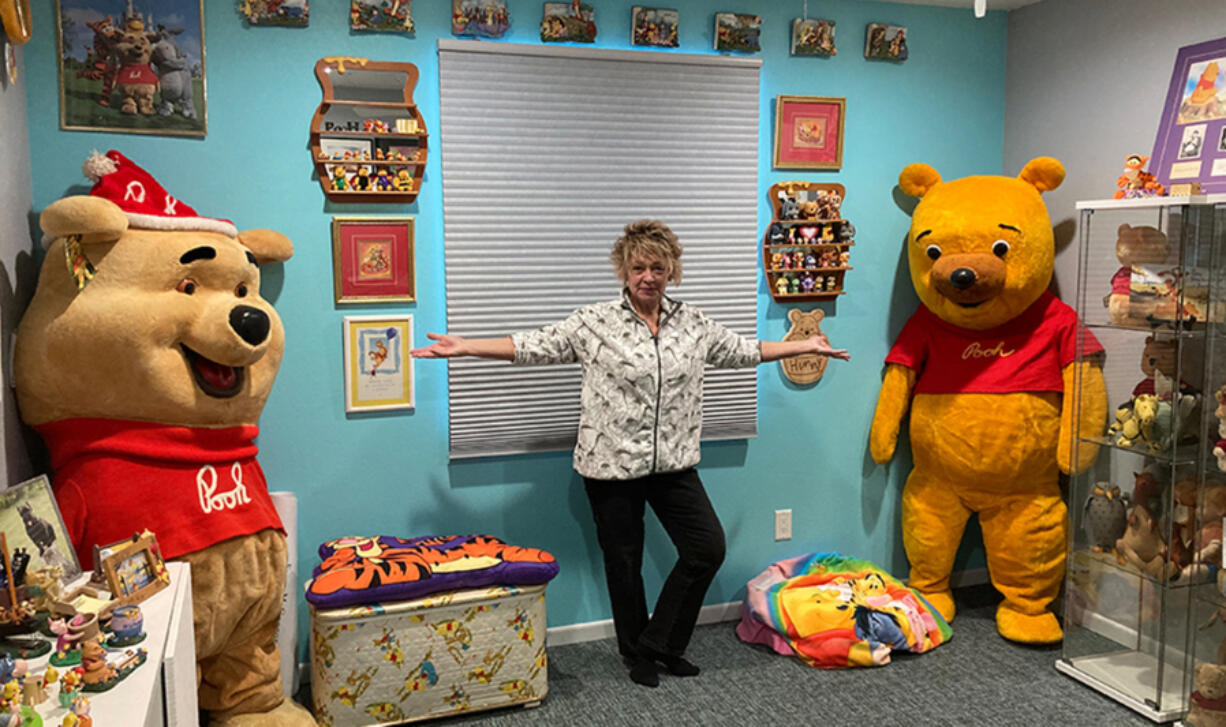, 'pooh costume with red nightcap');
869,157,1108,644
14,151,315,726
